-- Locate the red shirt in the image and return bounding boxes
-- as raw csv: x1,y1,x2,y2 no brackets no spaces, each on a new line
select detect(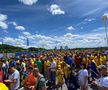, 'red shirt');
0,70,3,82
